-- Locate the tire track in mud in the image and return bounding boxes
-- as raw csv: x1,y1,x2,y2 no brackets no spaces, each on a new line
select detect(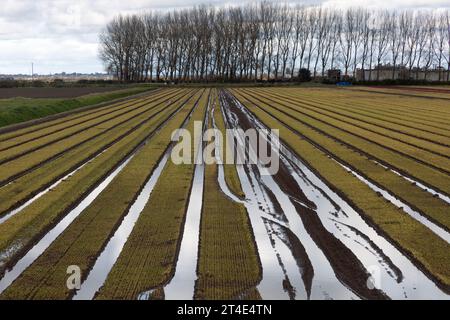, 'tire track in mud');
0,90,204,297
0,88,164,142
237,89,450,233
0,90,191,186
226,90,450,298
221,91,385,300
0,89,179,154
